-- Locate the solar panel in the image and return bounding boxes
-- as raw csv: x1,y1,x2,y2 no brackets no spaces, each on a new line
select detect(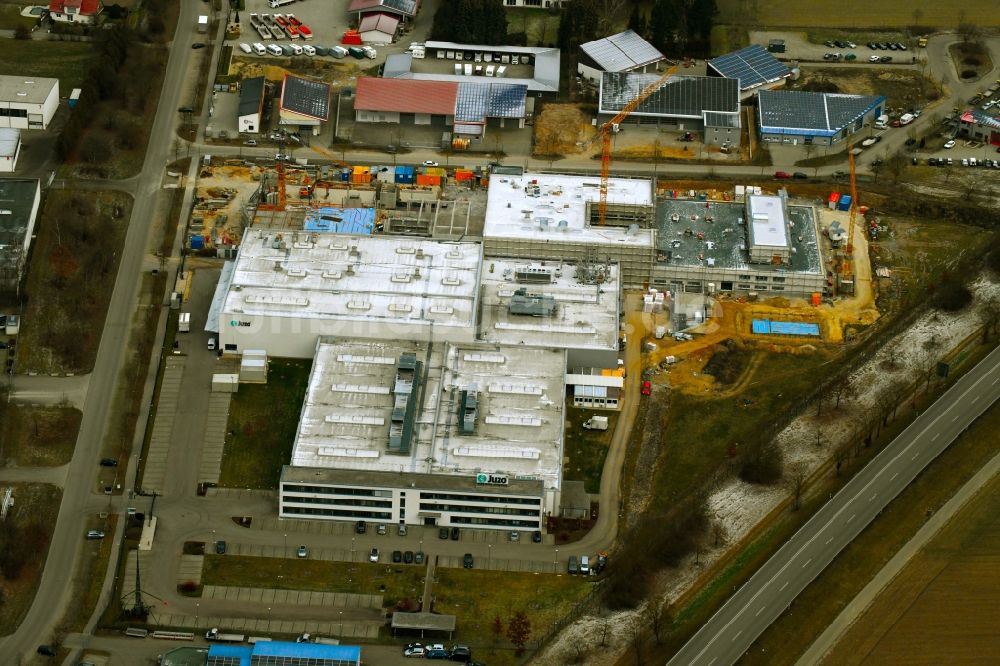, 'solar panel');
759,91,882,133
708,44,790,89
580,29,663,72
382,0,417,14
455,82,526,122
600,73,739,118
